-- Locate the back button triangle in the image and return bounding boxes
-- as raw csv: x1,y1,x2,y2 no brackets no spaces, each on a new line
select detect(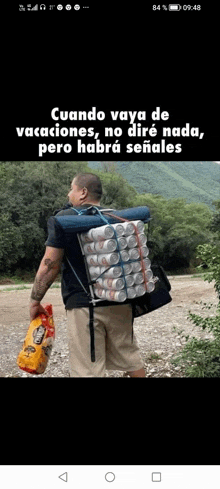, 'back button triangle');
59,472,68,482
